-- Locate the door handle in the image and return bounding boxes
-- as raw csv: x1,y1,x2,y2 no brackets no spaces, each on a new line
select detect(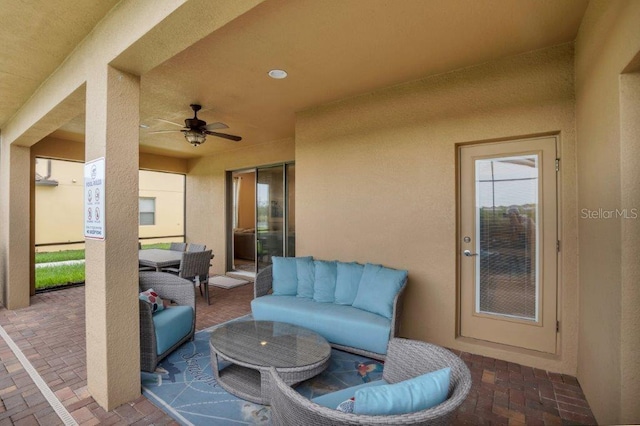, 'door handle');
463,250,479,257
